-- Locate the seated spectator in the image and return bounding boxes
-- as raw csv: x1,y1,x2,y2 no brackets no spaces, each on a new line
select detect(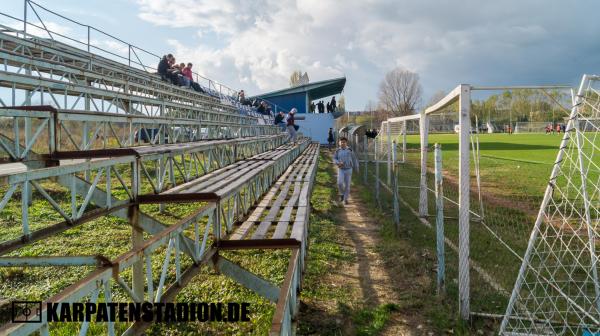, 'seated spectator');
158,54,179,85
238,90,251,106
257,101,267,114
178,62,191,88
166,57,182,85
158,55,170,80
182,63,206,93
